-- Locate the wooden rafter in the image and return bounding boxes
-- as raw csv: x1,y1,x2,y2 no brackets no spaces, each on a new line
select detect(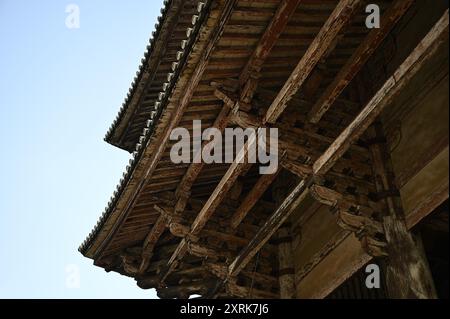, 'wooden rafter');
229,179,311,277
264,0,362,124
162,151,254,280
138,211,168,274
116,0,188,147
307,0,414,124
175,99,233,198
230,169,281,229
239,0,303,86
95,0,239,260
138,195,188,274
